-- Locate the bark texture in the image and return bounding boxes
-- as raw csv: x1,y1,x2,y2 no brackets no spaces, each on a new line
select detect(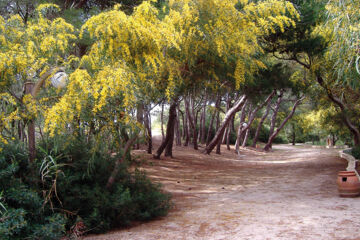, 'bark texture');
252,100,272,147
264,97,304,151
204,95,247,154
185,96,198,150
154,101,178,159
267,90,284,149
200,95,207,144
144,105,152,154
161,102,165,140
242,105,253,147
175,108,182,146
206,96,220,146
235,100,248,153
238,91,276,147
226,117,233,150
215,108,222,154
136,103,144,149
184,108,190,146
